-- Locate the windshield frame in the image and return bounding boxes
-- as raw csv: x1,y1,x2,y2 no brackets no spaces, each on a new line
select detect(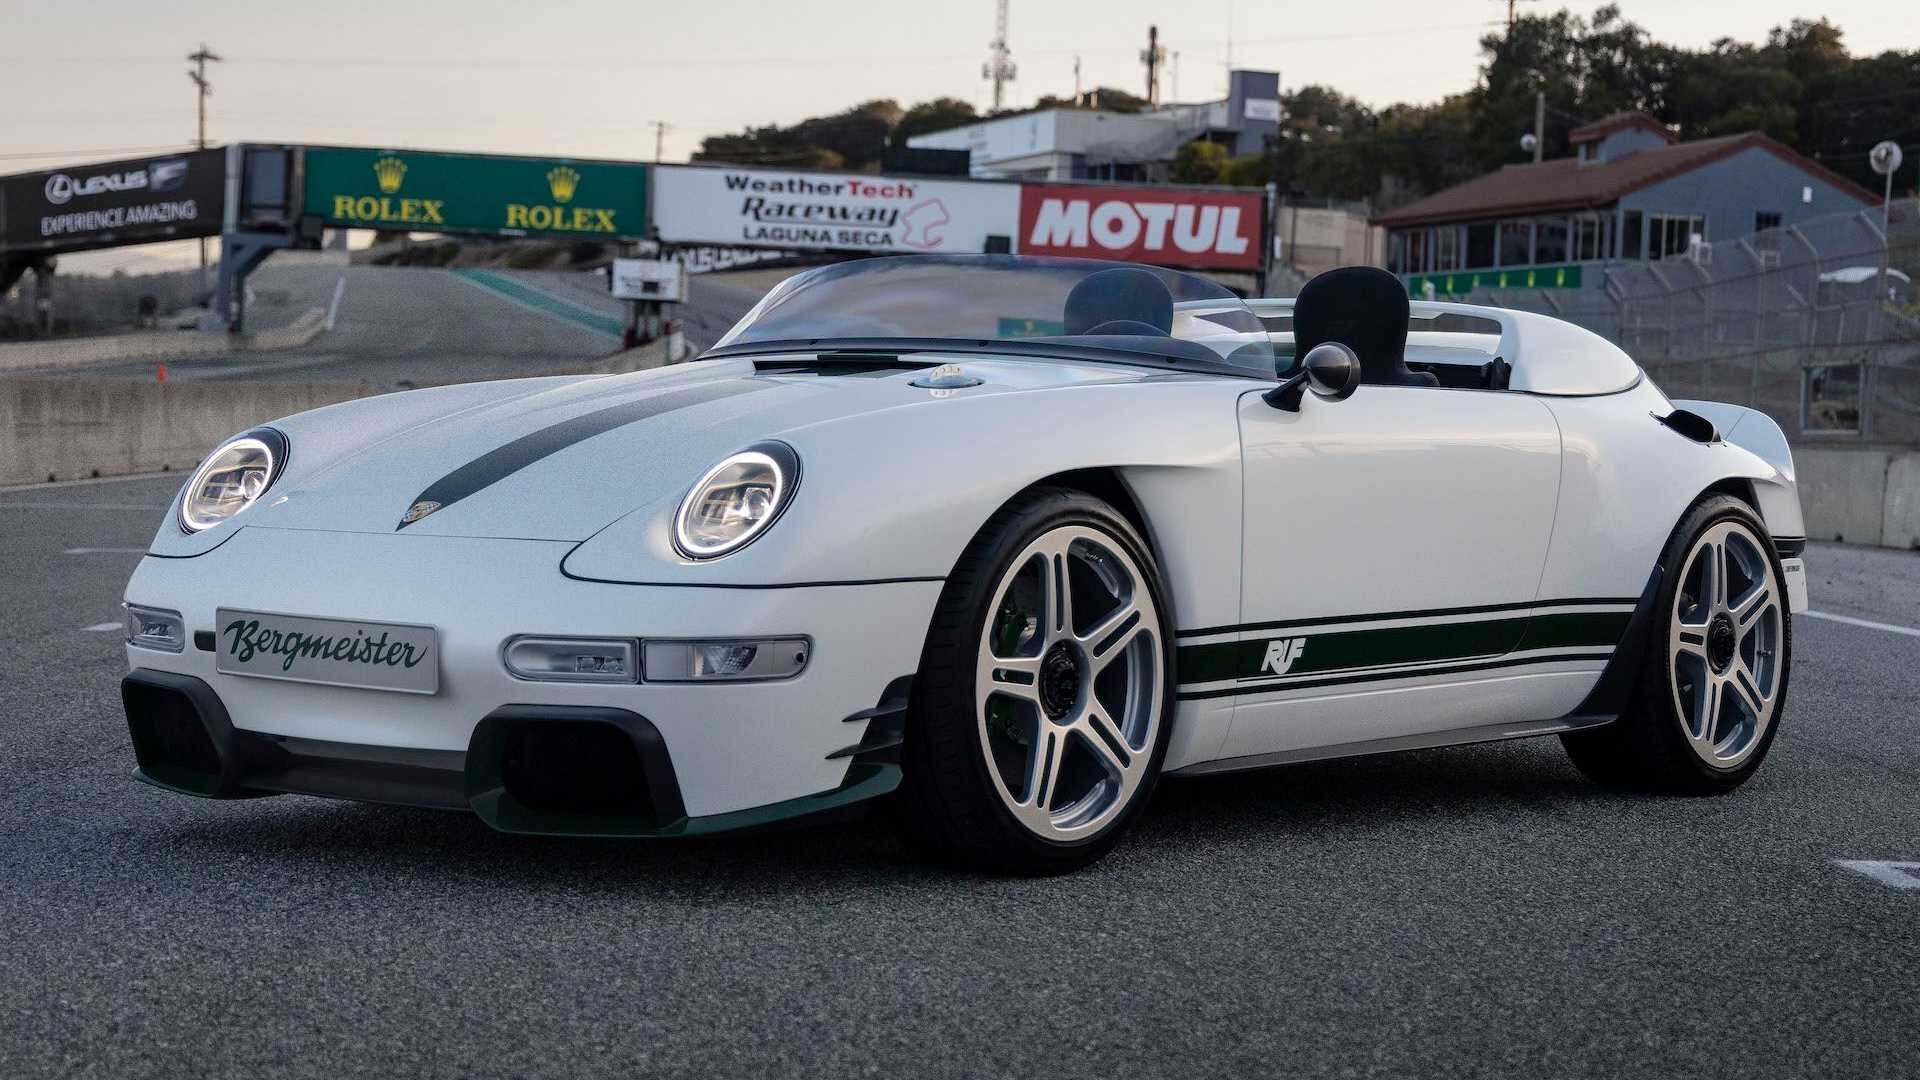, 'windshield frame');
698,255,1281,382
